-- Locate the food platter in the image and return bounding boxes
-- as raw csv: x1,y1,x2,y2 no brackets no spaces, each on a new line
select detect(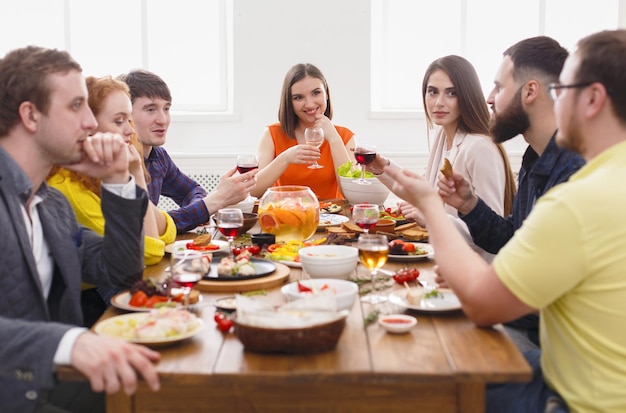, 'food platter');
94,311,203,347
388,288,461,313
388,243,434,262
110,290,203,312
204,258,277,281
318,213,349,228
164,239,229,255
